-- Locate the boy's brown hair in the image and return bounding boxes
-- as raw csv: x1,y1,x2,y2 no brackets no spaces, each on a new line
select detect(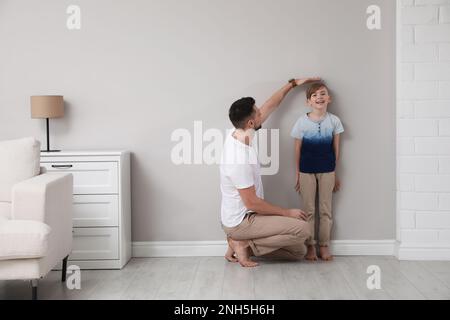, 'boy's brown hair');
306,82,329,100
